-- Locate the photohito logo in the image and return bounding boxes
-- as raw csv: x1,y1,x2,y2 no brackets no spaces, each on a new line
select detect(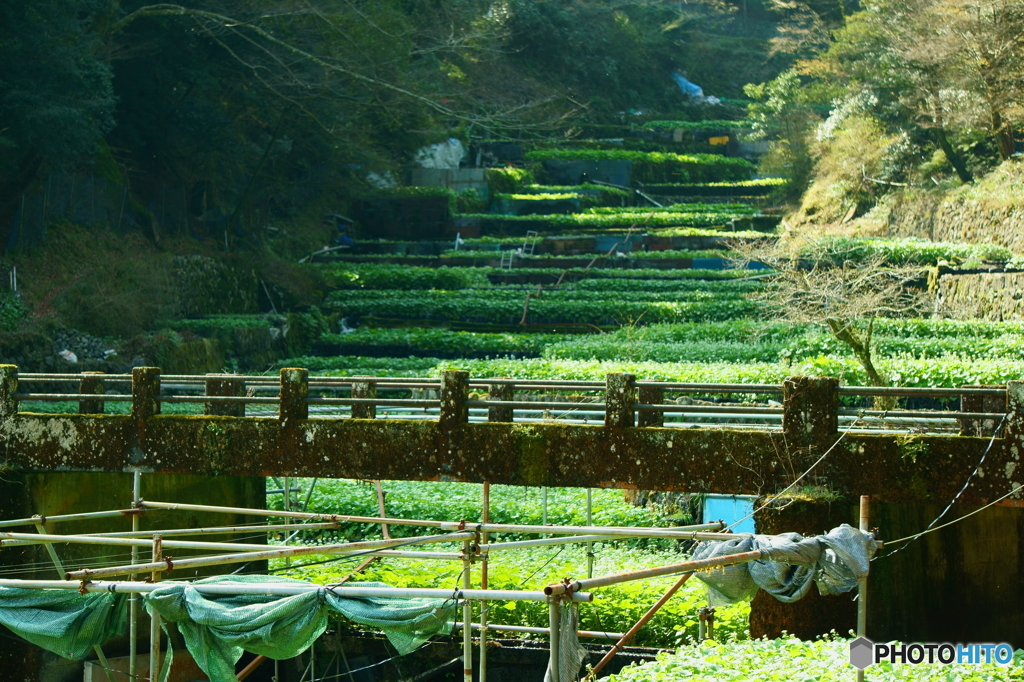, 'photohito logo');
849,637,1014,669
